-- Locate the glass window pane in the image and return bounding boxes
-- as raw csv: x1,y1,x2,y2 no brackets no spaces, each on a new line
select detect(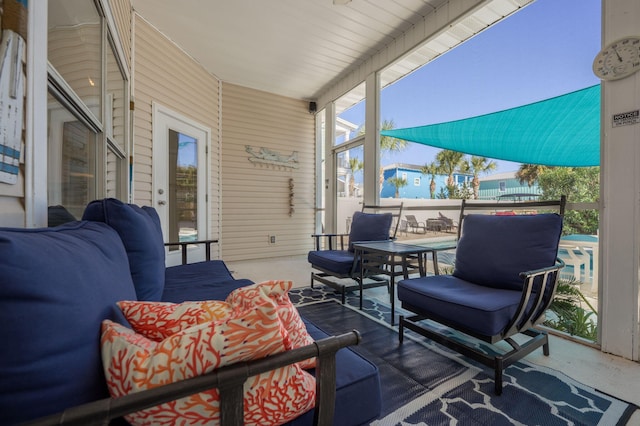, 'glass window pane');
106,38,126,150
335,83,365,145
169,130,198,244
47,93,97,218
336,145,364,234
48,0,102,119
106,144,123,199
